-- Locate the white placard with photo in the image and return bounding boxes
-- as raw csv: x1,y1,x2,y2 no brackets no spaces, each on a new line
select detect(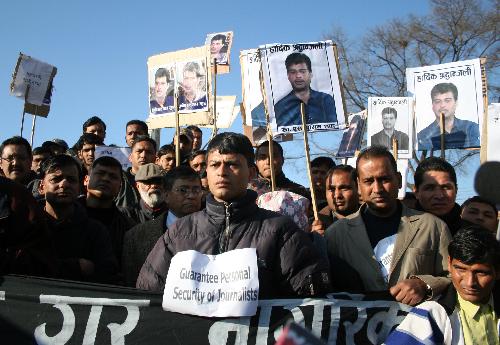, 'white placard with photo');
163,248,259,317
95,146,131,170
